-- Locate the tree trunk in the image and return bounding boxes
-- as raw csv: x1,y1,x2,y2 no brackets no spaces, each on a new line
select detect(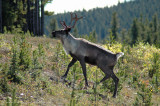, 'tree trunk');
27,0,31,32
35,0,39,36
31,1,35,35
41,1,44,36
22,0,27,32
0,0,2,33
39,14,41,36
